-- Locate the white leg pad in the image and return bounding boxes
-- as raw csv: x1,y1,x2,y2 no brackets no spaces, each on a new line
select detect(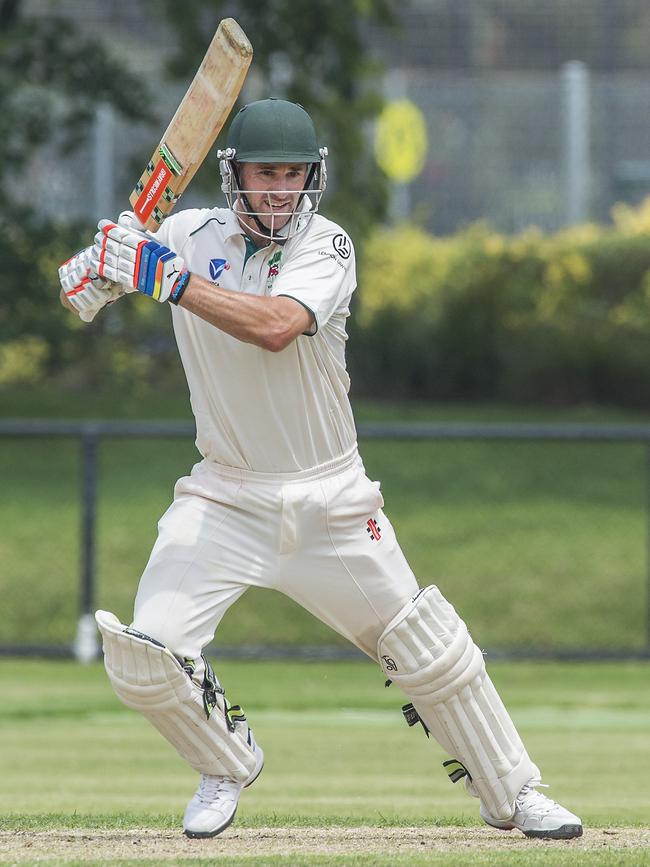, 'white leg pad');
96,610,257,782
377,586,539,820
